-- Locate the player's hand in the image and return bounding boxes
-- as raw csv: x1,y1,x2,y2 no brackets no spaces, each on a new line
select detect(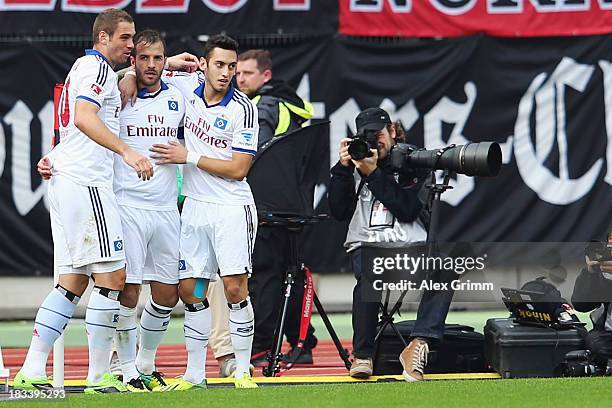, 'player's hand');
37,156,53,180
119,72,138,108
166,53,199,73
150,140,187,164
339,138,353,167
122,148,153,181
352,149,378,177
